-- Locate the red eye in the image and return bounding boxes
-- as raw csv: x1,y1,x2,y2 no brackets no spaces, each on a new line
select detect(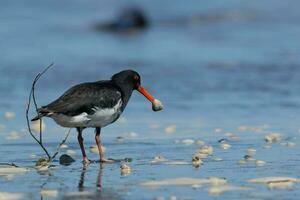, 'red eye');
133,75,139,80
